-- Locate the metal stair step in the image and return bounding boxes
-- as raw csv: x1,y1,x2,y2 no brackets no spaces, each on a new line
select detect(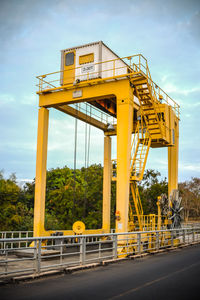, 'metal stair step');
142,105,152,109
140,94,151,98
132,79,147,85
143,110,155,114
148,130,161,134
148,116,157,120
148,124,159,127
148,126,159,130
137,87,148,91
